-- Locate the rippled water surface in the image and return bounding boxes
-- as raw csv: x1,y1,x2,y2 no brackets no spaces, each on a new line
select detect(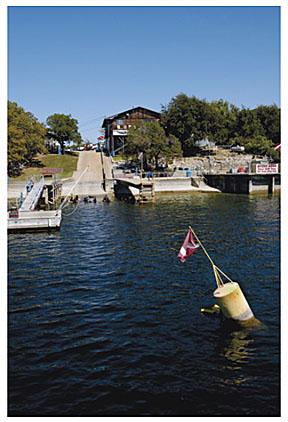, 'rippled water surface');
8,193,280,416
